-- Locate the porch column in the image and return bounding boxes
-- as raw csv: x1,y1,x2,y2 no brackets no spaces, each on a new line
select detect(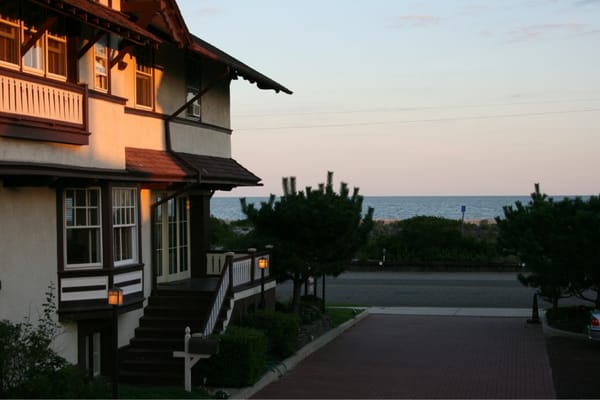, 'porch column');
189,194,210,278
